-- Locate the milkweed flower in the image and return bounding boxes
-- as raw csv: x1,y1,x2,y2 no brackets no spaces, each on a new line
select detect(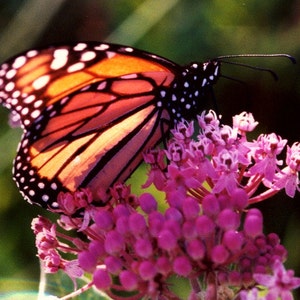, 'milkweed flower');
239,260,300,300
32,111,299,299
273,142,300,197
